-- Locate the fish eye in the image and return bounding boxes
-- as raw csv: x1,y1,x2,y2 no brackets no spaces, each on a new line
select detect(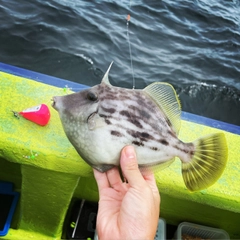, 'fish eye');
87,91,98,101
